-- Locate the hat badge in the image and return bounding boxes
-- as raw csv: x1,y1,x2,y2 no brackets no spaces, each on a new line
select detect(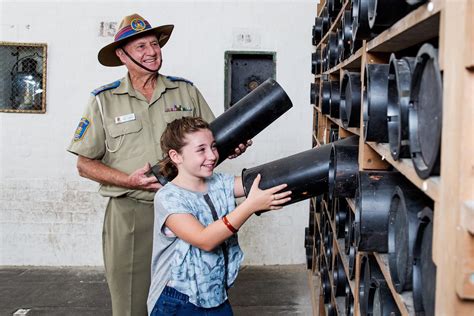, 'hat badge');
131,18,146,31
